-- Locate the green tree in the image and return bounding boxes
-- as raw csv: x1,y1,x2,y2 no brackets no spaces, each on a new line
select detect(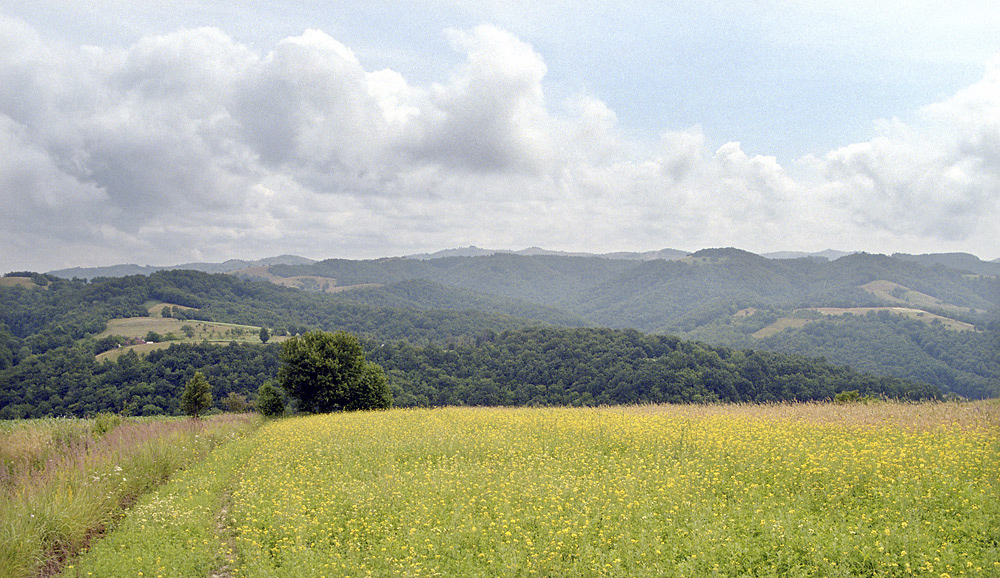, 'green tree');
180,371,213,418
278,330,392,412
256,382,285,417
259,326,270,344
